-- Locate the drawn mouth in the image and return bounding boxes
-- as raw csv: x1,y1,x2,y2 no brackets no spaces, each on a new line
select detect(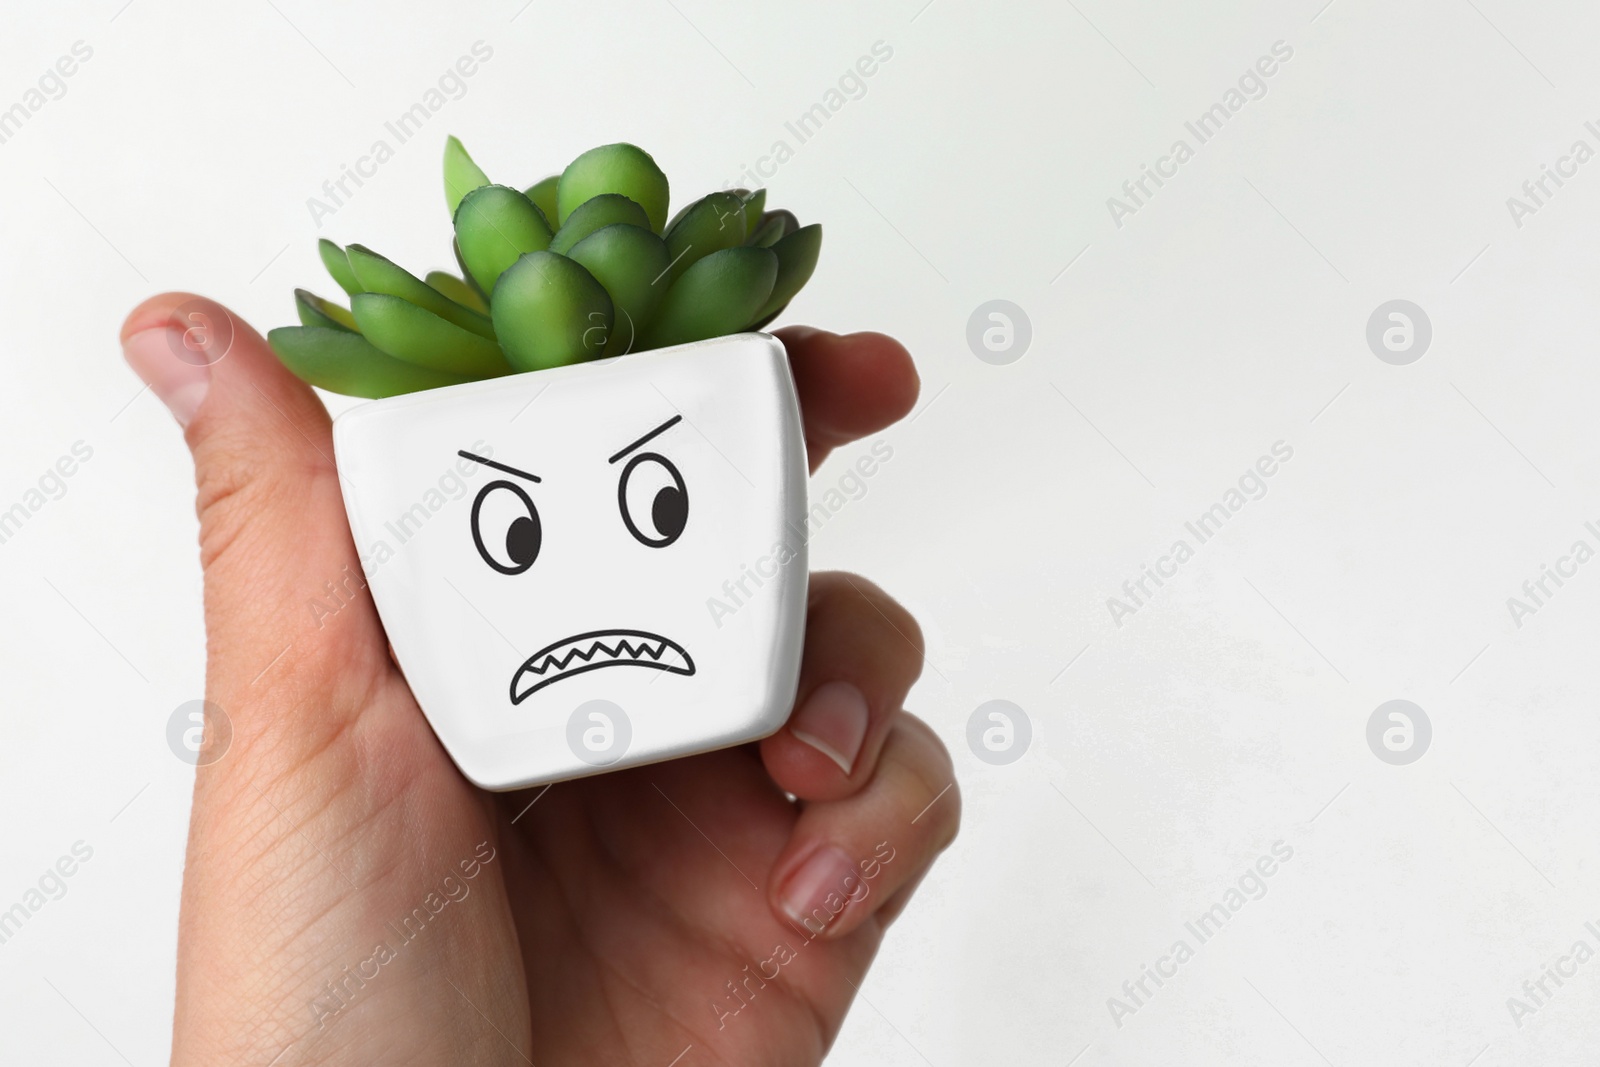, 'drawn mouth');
509,629,695,704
